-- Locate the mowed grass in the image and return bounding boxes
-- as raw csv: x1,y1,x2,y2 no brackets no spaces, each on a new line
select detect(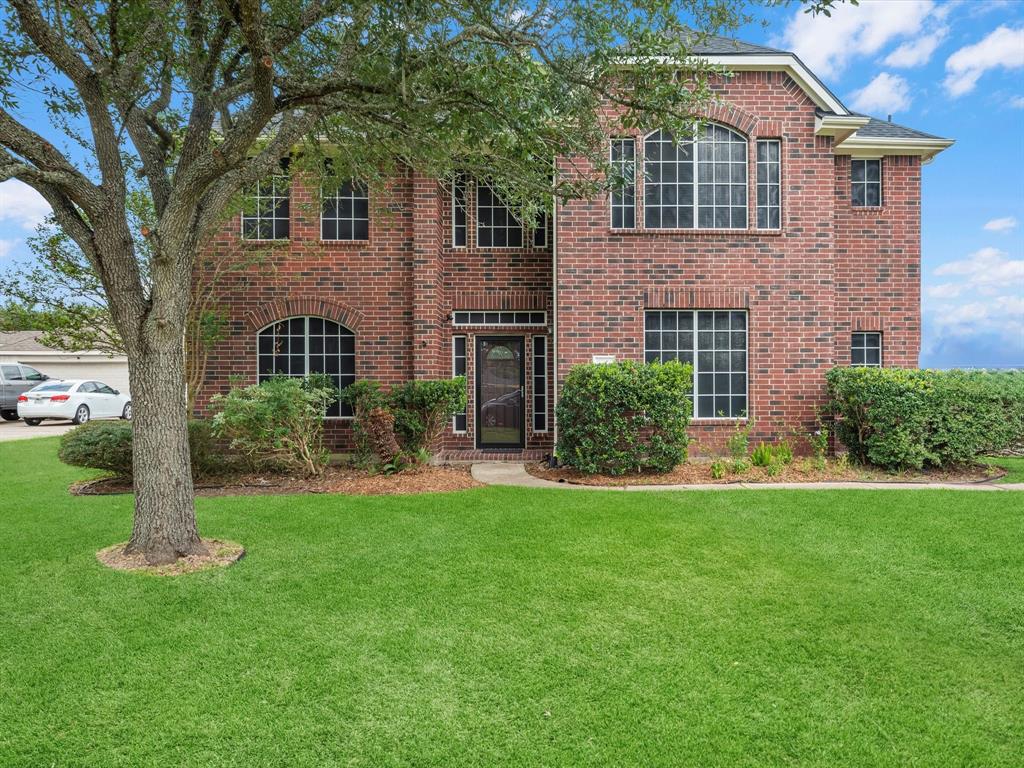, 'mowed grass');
984,455,1024,483
1,439,1022,767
